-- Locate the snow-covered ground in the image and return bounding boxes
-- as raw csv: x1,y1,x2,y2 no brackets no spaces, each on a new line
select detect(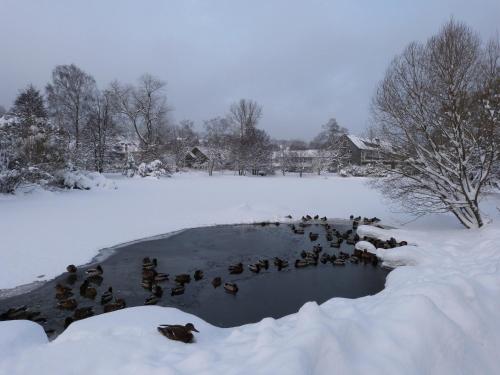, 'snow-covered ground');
1,172,499,374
